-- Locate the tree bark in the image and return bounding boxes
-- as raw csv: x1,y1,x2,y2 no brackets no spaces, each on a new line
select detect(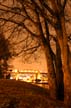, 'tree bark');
36,11,58,99
55,40,64,100
42,38,58,99
55,16,71,104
